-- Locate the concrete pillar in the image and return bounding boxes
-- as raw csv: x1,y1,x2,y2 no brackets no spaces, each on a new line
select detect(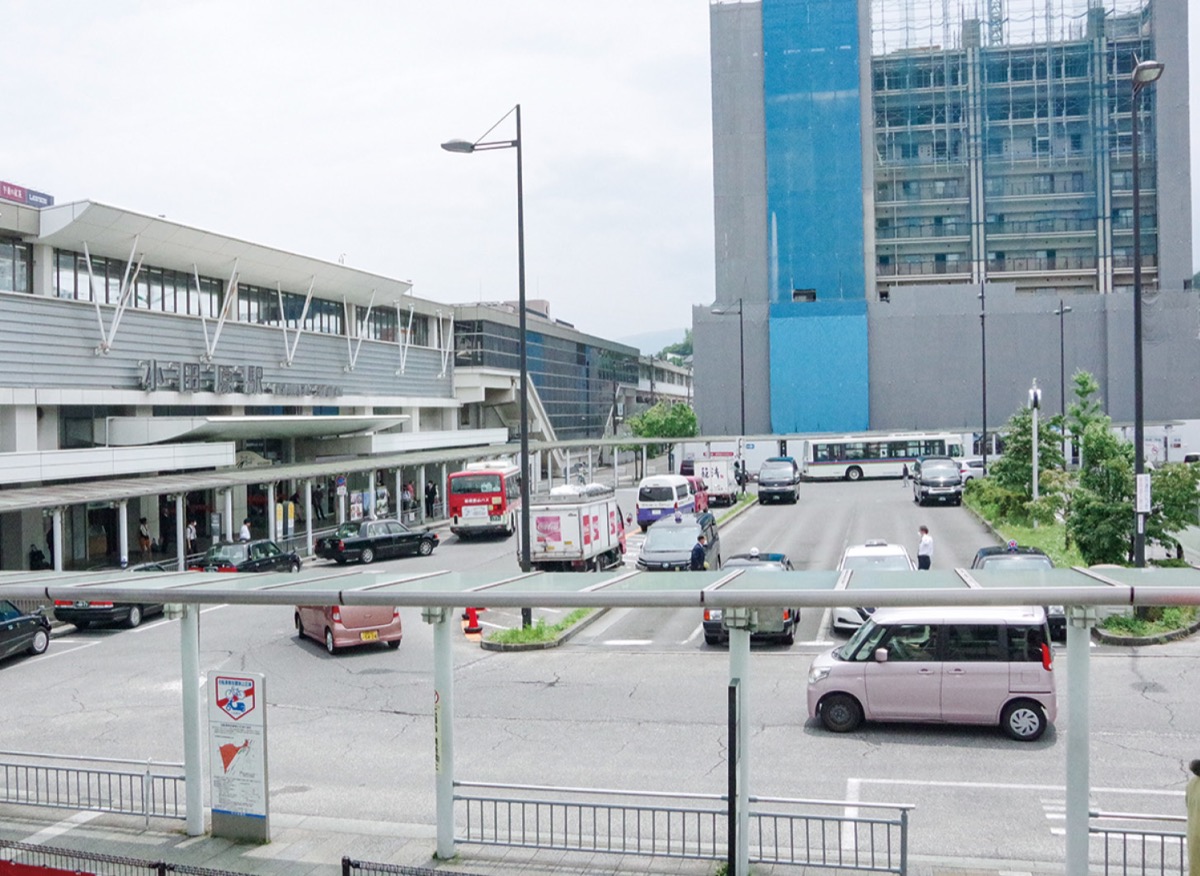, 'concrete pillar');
304,480,314,557
425,606,456,859
1065,606,1096,876
266,482,277,542
51,508,64,572
117,500,129,568
180,604,204,836
224,489,234,542
174,494,186,571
